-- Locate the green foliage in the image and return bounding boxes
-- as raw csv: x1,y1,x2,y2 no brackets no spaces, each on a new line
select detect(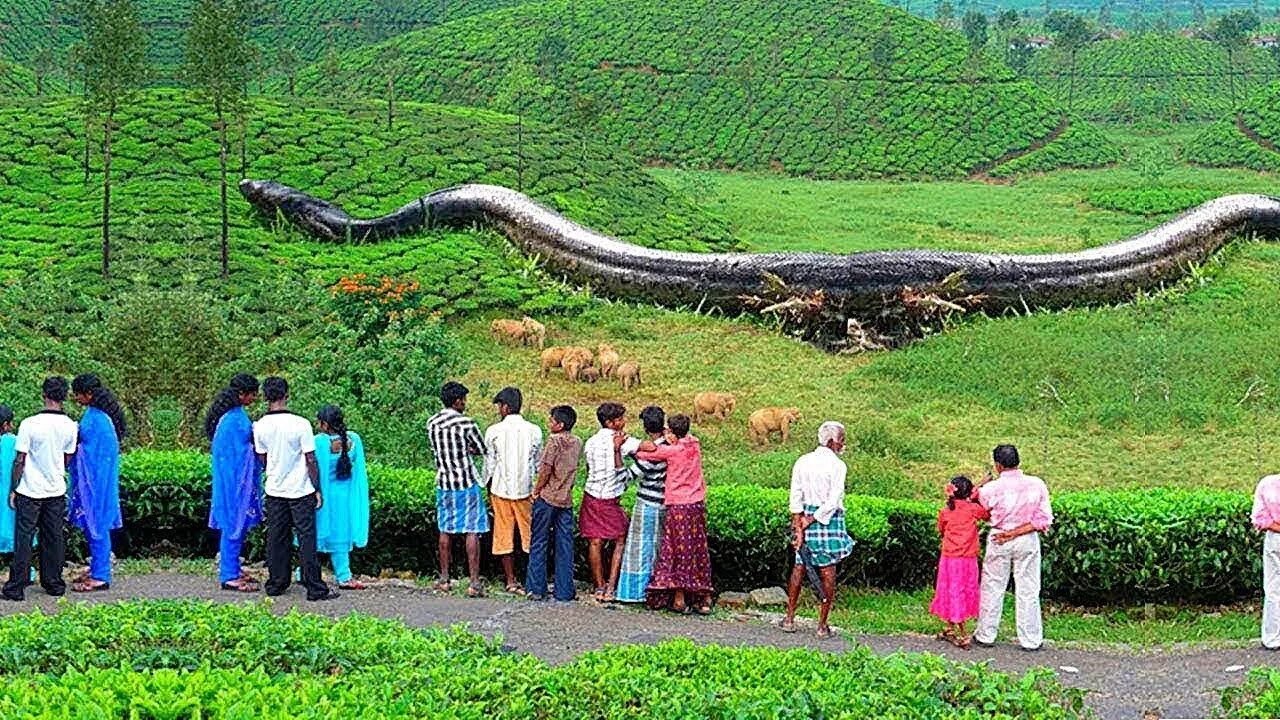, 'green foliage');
1183,115,1280,170
295,0,1118,179
184,0,256,111
1223,667,1280,718
110,449,1274,603
0,601,1090,719
1085,187,1216,215
989,119,1123,176
1025,34,1279,122
71,0,149,113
